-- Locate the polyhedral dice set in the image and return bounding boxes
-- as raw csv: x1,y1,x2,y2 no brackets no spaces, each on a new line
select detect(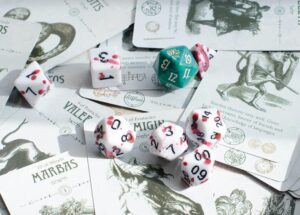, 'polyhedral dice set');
13,42,221,187
15,43,213,107
93,108,226,187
